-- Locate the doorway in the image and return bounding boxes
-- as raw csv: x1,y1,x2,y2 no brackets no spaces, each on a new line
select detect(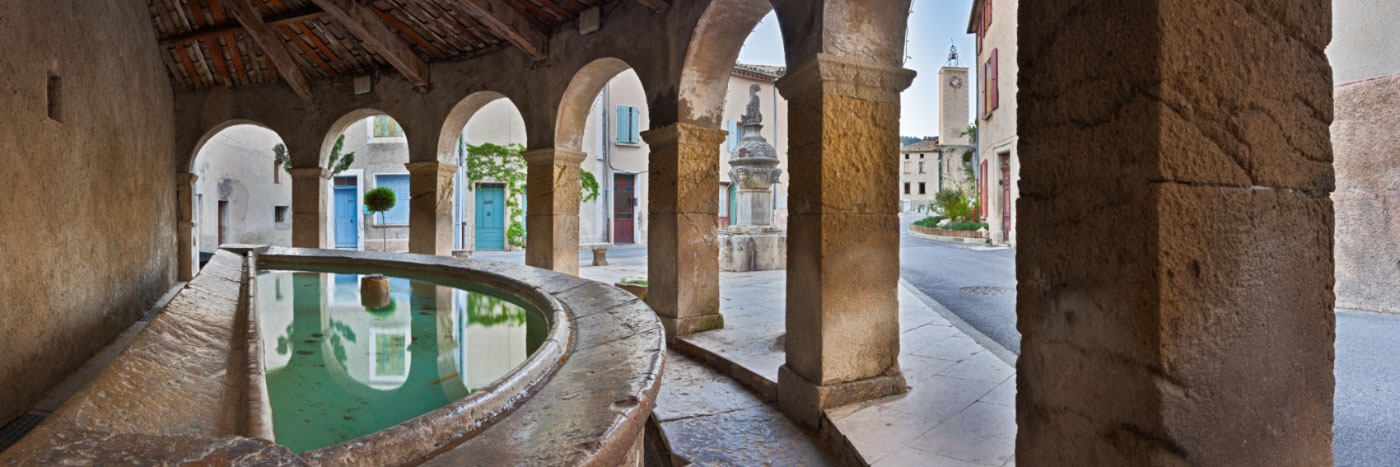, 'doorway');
217,200,229,247
1000,156,1011,242
333,176,359,248
475,183,506,250
614,173,635,244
